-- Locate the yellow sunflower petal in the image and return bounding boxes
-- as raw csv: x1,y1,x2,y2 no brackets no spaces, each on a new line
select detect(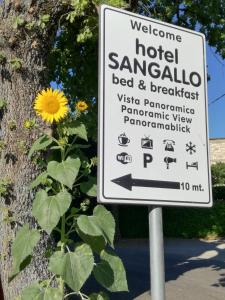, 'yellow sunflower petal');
34,88,69,123
76,100,88,112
